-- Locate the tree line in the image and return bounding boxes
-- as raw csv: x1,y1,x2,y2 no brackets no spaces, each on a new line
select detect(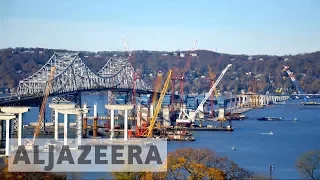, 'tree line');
0,48,319,94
